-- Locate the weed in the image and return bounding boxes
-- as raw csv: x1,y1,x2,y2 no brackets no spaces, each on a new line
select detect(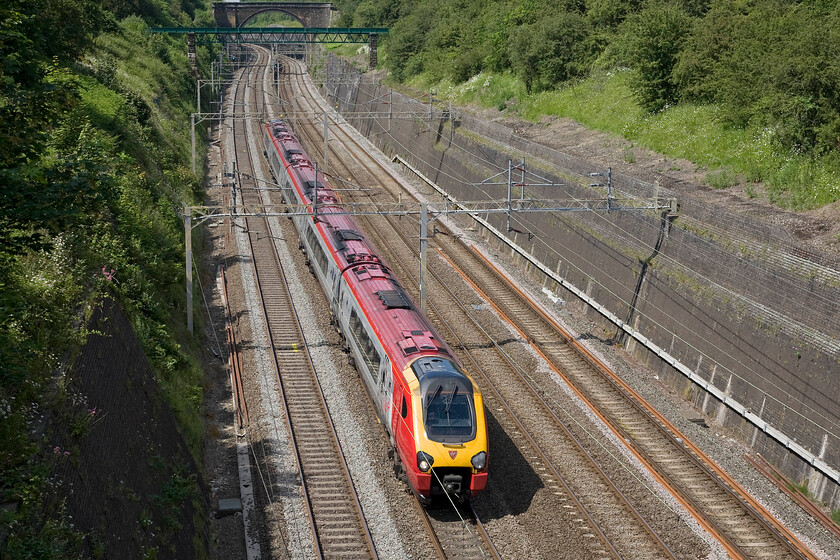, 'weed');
140,509,153,529
623,149,636,163
705,168,740,189
789,480,813,499
831,508,840,526
92,535,107,559
154,472,196,536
